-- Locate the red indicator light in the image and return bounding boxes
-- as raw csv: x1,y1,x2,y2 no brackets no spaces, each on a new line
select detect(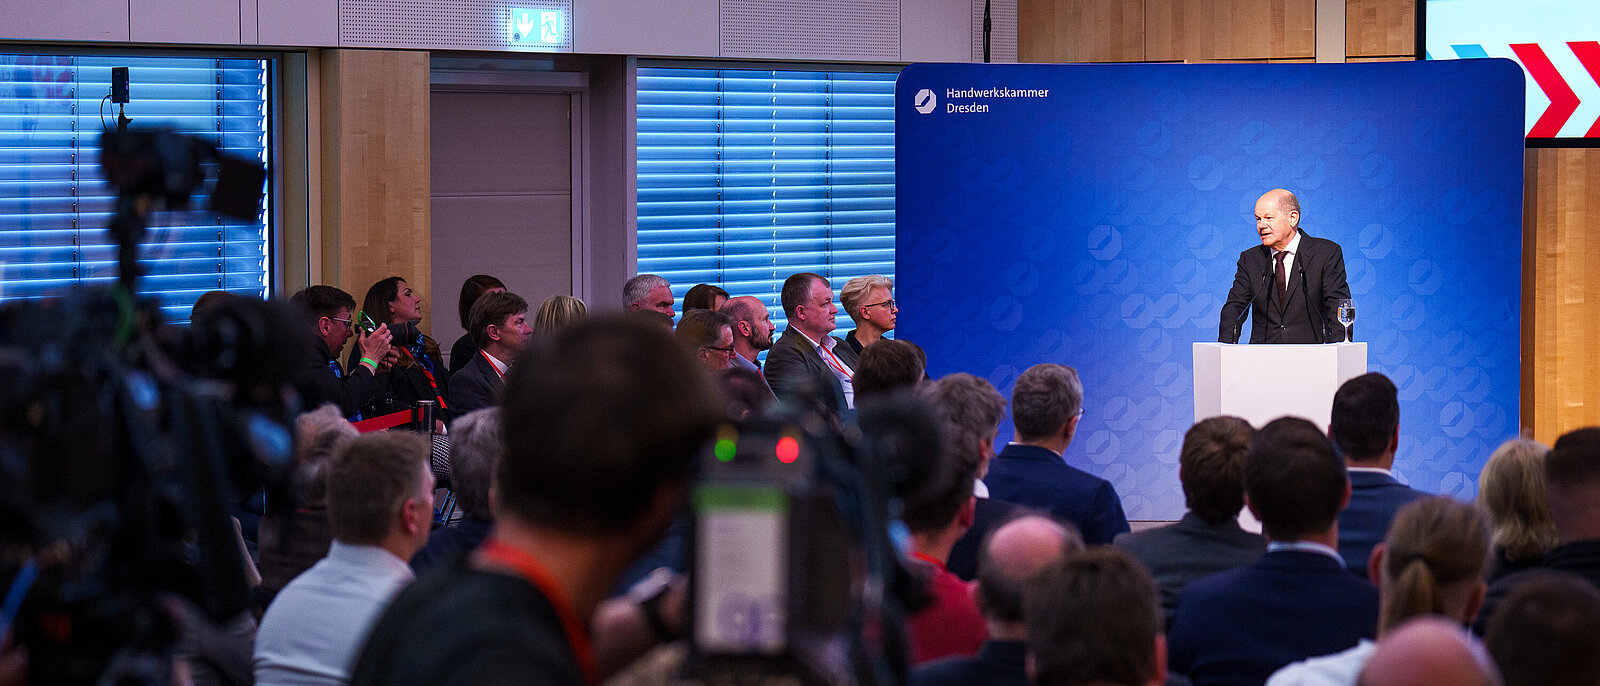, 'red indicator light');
776,436,800,464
